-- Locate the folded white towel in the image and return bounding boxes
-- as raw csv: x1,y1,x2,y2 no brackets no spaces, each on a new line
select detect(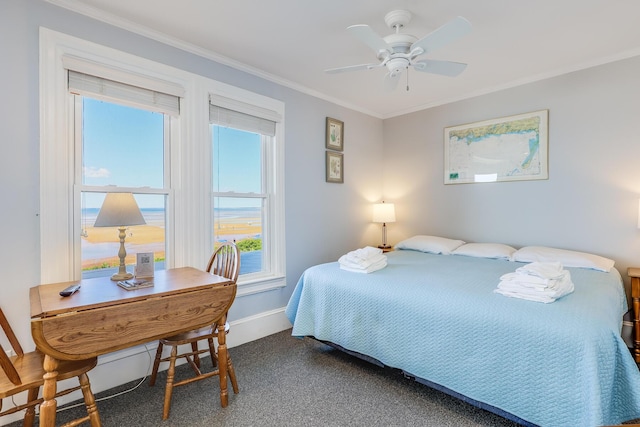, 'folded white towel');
516,261,565,279
339,253,387,270
340,257,387,274
495,269,574,303
497,274,573,297
500,270,570,287
338,246,384,269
